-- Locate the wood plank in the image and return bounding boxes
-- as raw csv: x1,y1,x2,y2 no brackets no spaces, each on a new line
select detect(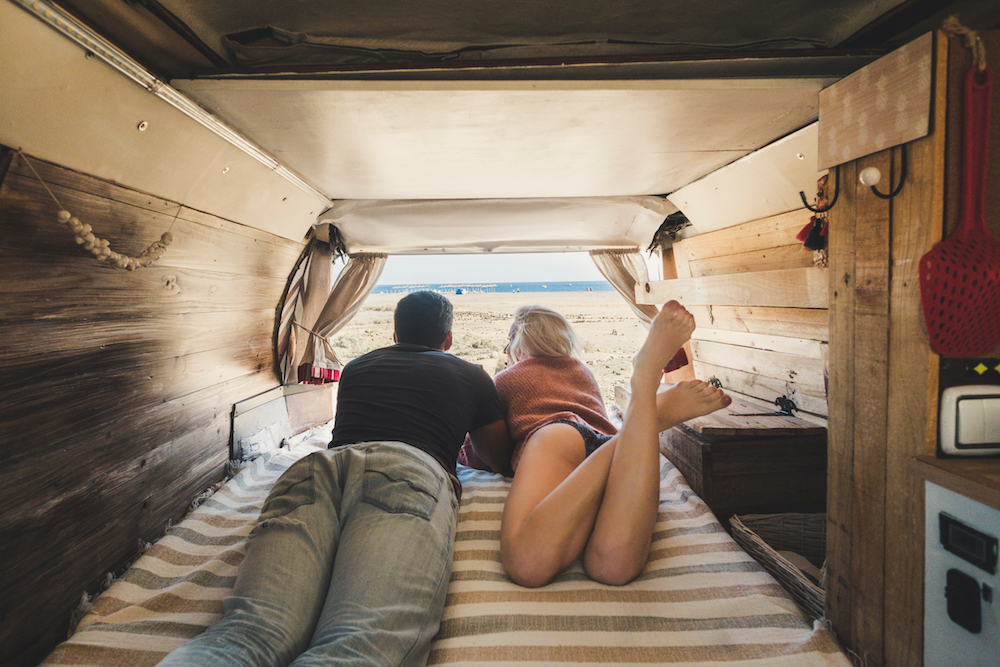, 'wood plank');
879,35,949,667
690,340,827,392
674,208,813,262
691,327,826,359
0,372,276,522
0,259,289,321
825,157,857,642
6,155,302,251
691,305,829,341
818,32,933,169
680,396,825,436
638,266,829,308
0,310,275,378
2,172,303,279
850,149,892,666
0,341,277,454
687,243,818,278
909,456,1000,513
692,360,829,418
670,239,693,279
